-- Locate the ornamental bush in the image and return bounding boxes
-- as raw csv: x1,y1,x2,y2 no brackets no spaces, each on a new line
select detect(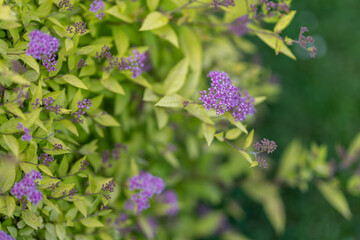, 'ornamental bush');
1,0,356,239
